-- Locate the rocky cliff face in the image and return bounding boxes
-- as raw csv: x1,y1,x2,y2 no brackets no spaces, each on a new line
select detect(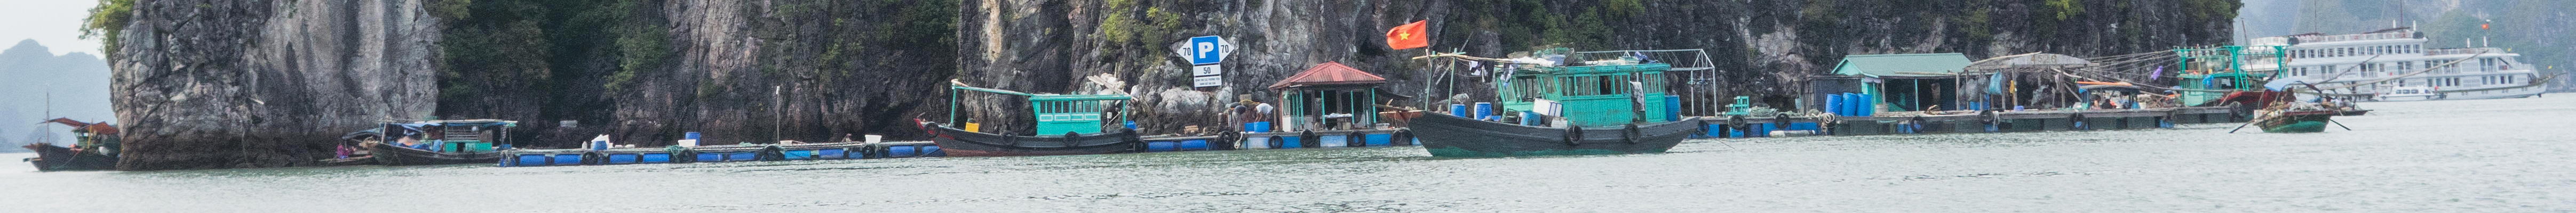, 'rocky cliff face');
102,0,2234,169
955,0,2238,133
109,0,440,170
